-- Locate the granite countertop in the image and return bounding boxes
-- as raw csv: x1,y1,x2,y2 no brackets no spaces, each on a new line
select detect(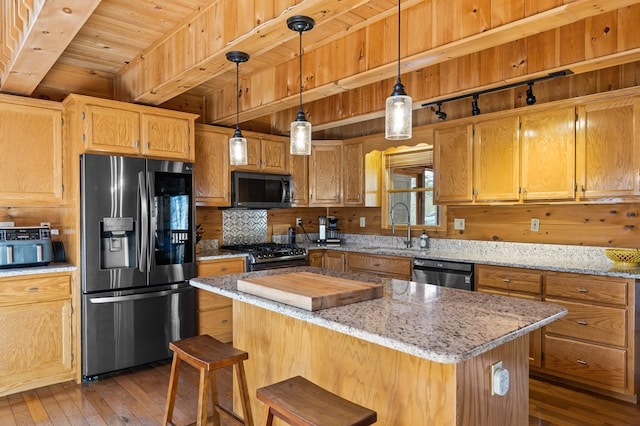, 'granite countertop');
197,248,248,261
0,263,76,278
190,266,567,364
